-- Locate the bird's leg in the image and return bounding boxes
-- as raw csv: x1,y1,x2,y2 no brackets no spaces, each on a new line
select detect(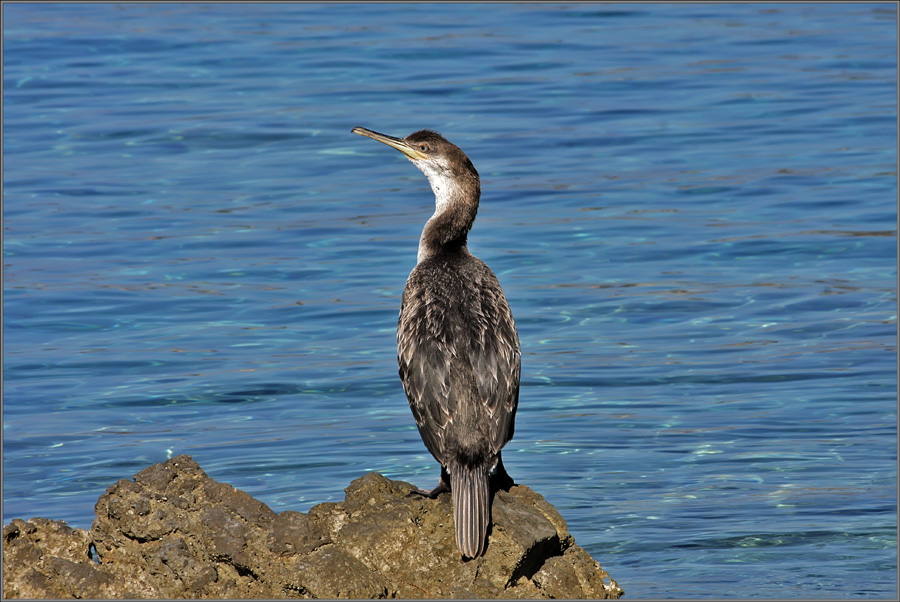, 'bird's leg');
490,453,515,491
409,466,450,498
